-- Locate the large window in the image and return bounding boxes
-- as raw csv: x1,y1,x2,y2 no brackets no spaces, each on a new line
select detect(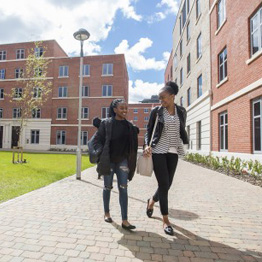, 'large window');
197,33,202,59
219,47,227,82
0,50,6,60
250,7,262,56
32,108,41,118
217,0,226,28
59,66,69,77
196,0,201,19
33,87,42,98
102,63,113,75
58,86,68,98
0,108,2,118
187,21,191,41
187,87,191,106
14,88,23,99
31,130,40,144
81,131,88,145
181,1,187,28
35,47,44,57
101,107,110,118
253,98,262,153
15,68,23,78
82,86,89,97
219,111,228,151
16,49,25,59
83,64,90,76
0,88,4,99
102,85,112,96
57,107,67,119
187,53,191,74
0,69,5,79
197,121,201,150
13,108,21,118
180,68,184,86
197,74,203,98
81,107,89,119
56,130,66,145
